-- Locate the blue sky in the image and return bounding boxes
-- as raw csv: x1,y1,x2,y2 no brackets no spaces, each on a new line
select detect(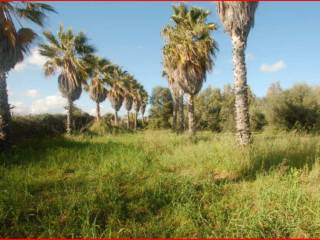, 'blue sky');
8,2,320,116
